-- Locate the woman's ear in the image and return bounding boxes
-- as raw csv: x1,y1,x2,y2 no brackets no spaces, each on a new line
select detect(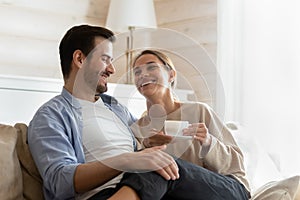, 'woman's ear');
73,50,85,69
169,69,176,83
